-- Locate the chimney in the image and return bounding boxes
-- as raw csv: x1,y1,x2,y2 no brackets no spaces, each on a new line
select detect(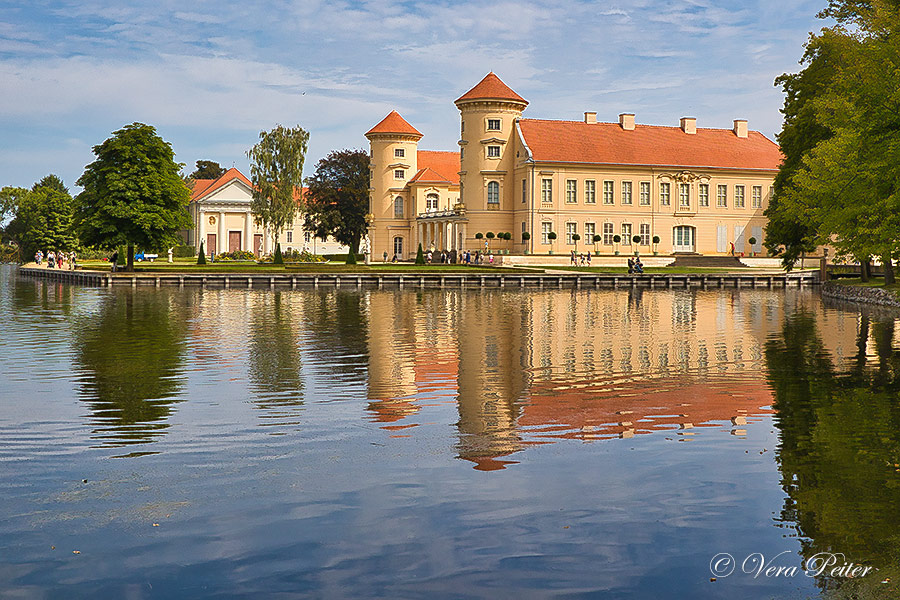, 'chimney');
733,119,748,138
619,113,635,131
584,112,597,124
680,117,697,134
